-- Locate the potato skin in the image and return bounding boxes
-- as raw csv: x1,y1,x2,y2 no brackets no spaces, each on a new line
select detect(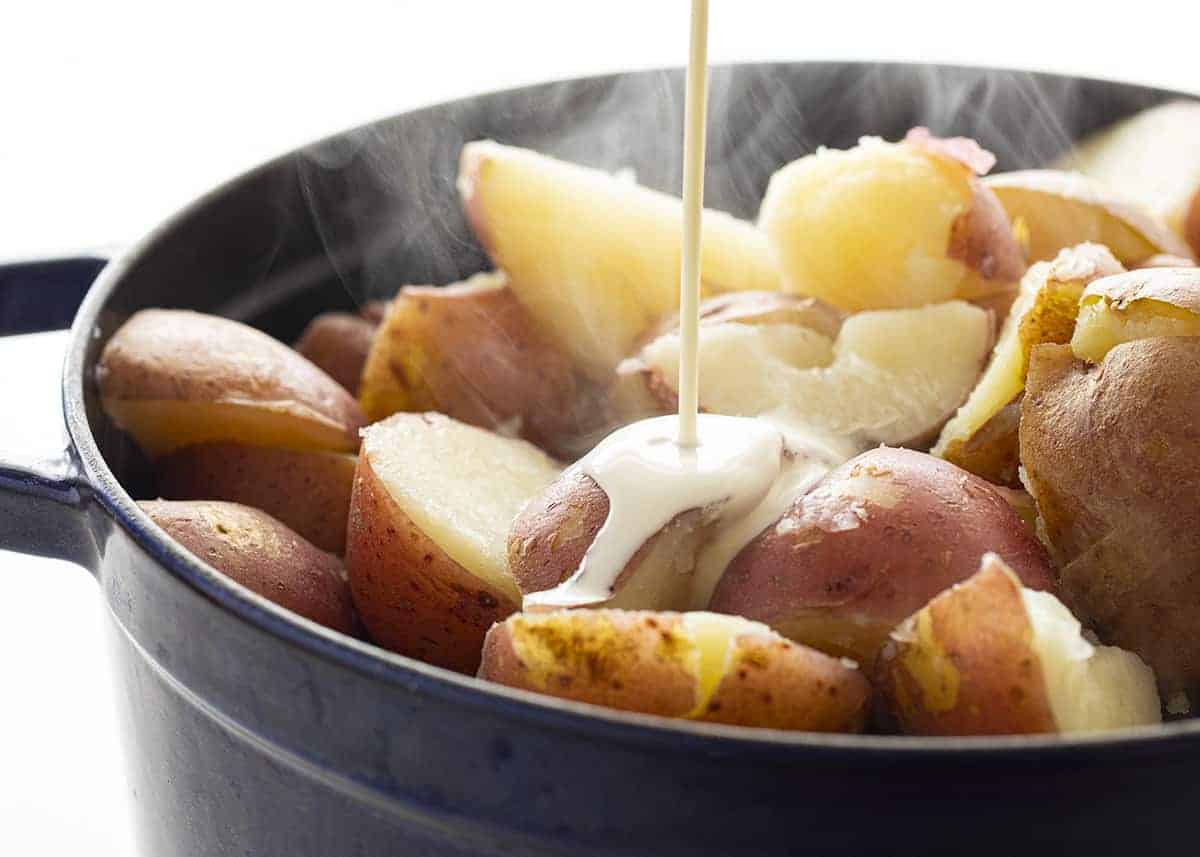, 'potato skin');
99,309,365,453
359,276,609,458
140,500,360,636
479,610,870,732
709,447,1056,664
155,443,355,554
345,455,518,674
1021,338,1200,693
874,557,1057,736
294,312,377,396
